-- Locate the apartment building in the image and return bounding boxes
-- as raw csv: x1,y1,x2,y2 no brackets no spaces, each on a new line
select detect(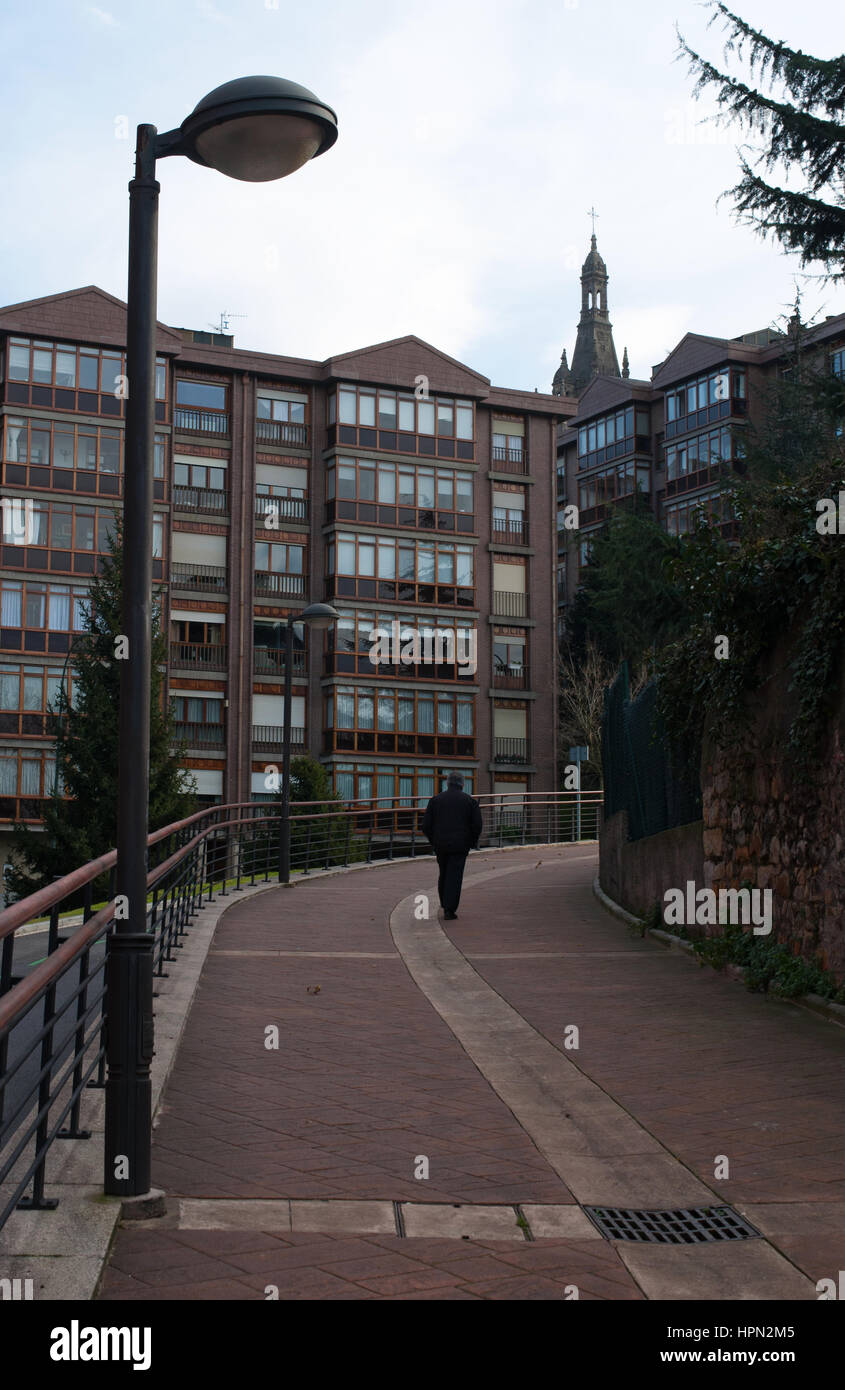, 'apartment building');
551,240,845,626
0,286,574,868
